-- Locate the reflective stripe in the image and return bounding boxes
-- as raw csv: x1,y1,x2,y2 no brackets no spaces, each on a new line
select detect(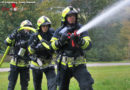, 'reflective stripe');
50,37,58,42
6,37,12,44
37,34,42,40
83,36,91,41
81,36,91,49
37,35,50,50
10,59,28,67
81,41,89,49
18,27,37,33
28,46,35,54
62,7,70,22
51,41,58,50
31,61,55,69
51,37,58,50
37,17,45,27
30,64,42,69
31,61,39,67
57,56,87,67
41,42,50,49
